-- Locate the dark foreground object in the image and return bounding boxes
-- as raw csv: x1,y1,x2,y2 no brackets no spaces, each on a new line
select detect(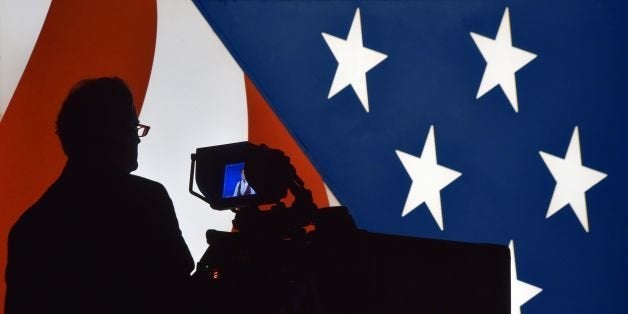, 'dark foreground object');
190,144,509,313
193,207,510,314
